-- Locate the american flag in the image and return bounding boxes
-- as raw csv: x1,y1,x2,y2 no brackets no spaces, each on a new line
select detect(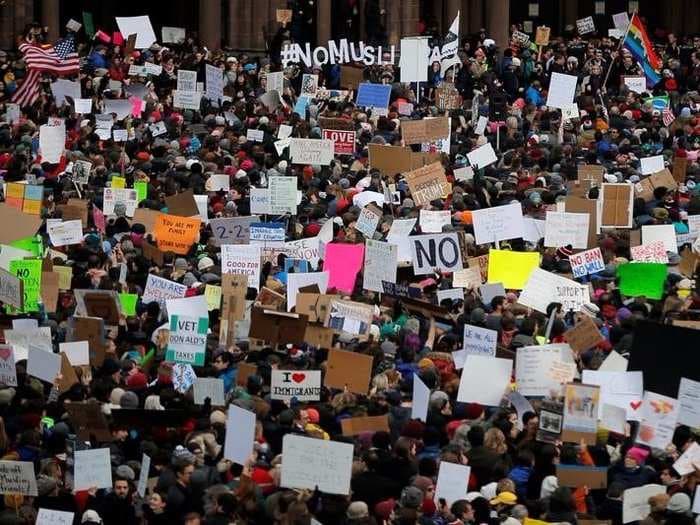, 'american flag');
662,107,676,127
11,40,80,108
